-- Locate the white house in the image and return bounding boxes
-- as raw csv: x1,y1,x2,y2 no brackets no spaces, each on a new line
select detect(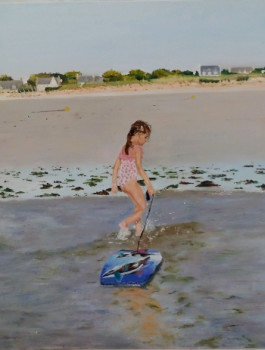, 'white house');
36,76,61,92
0,79,23,91
229,67,253,74
77,75,103,86
200,65,221,76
